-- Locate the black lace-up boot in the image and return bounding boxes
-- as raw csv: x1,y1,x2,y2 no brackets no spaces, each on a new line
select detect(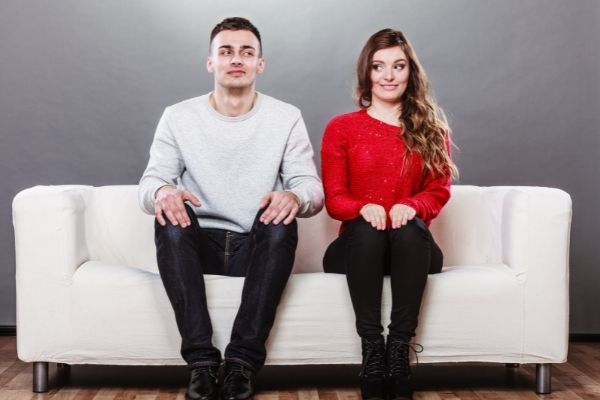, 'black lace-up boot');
359,335,386,400
221,361,255,400
386,336,424,400
186,365,219,400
